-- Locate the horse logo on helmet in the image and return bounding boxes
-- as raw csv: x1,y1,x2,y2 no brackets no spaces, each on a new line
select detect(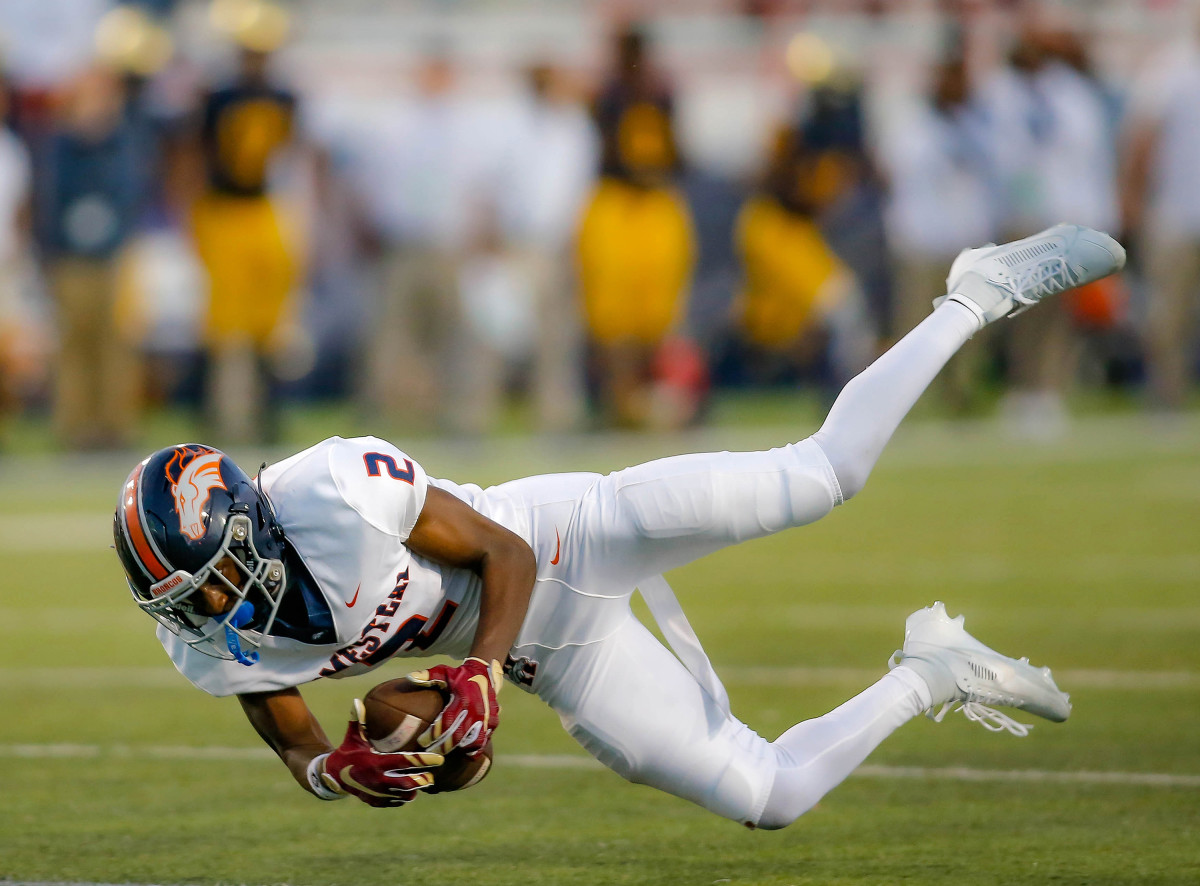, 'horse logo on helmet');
166,448,227,541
